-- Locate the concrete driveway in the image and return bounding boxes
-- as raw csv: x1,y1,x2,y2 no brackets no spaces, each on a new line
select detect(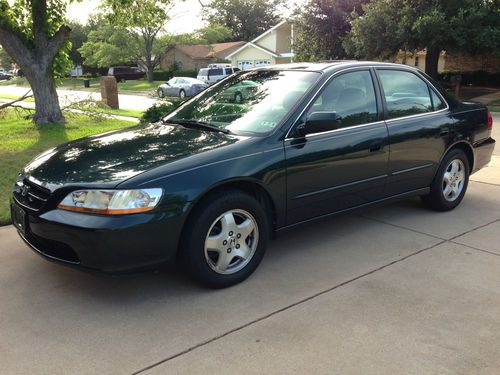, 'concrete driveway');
1,115,499,374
